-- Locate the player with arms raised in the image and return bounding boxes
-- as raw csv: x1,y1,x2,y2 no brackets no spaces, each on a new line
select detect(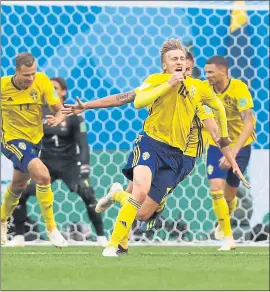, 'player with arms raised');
1,53,67,247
